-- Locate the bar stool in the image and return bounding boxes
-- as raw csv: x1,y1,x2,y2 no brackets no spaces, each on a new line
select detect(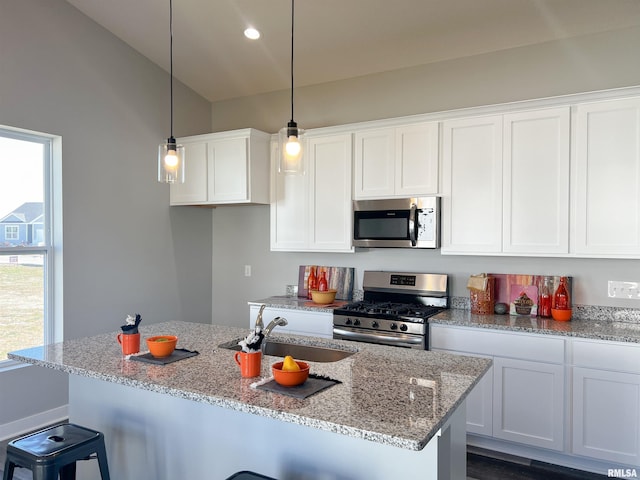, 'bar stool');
225,471,276,480
3,423,110,480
